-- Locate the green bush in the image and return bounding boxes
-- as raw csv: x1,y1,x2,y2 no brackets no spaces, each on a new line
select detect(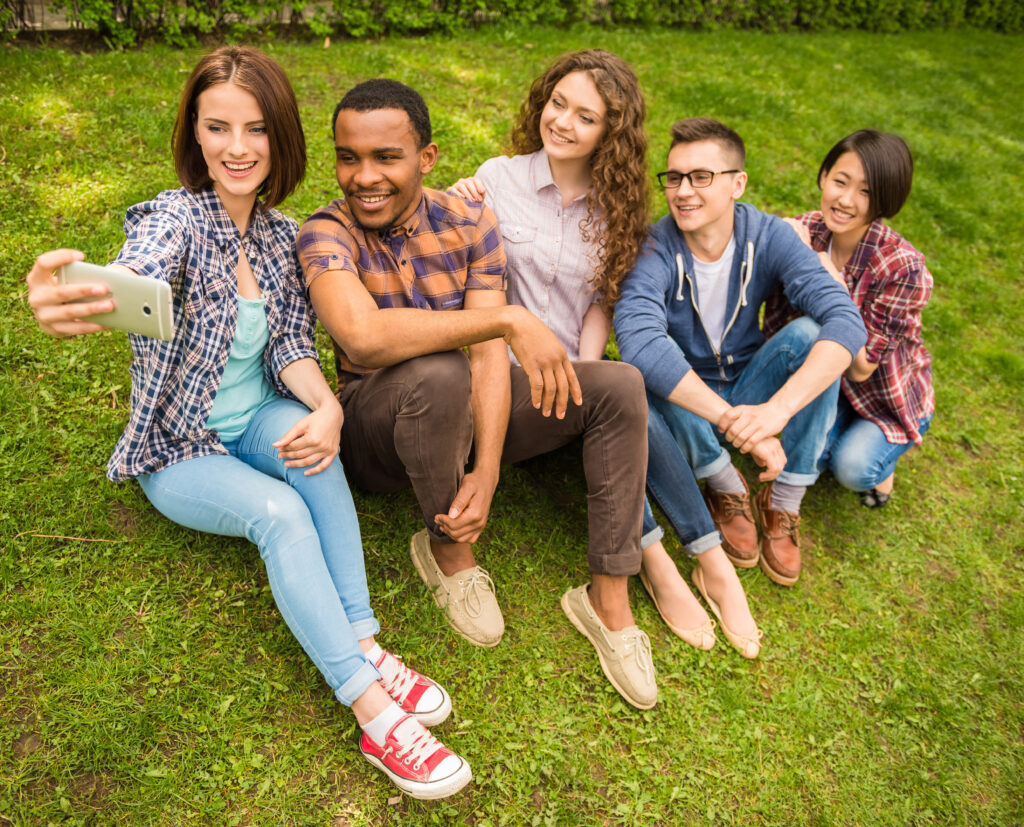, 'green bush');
3,0,1021,46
